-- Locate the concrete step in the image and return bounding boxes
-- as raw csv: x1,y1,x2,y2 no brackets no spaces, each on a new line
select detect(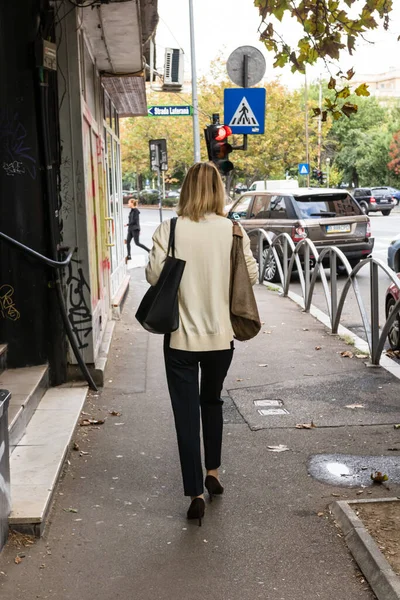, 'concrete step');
9,383,88,536
0,344,7,376
0,365,49,450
